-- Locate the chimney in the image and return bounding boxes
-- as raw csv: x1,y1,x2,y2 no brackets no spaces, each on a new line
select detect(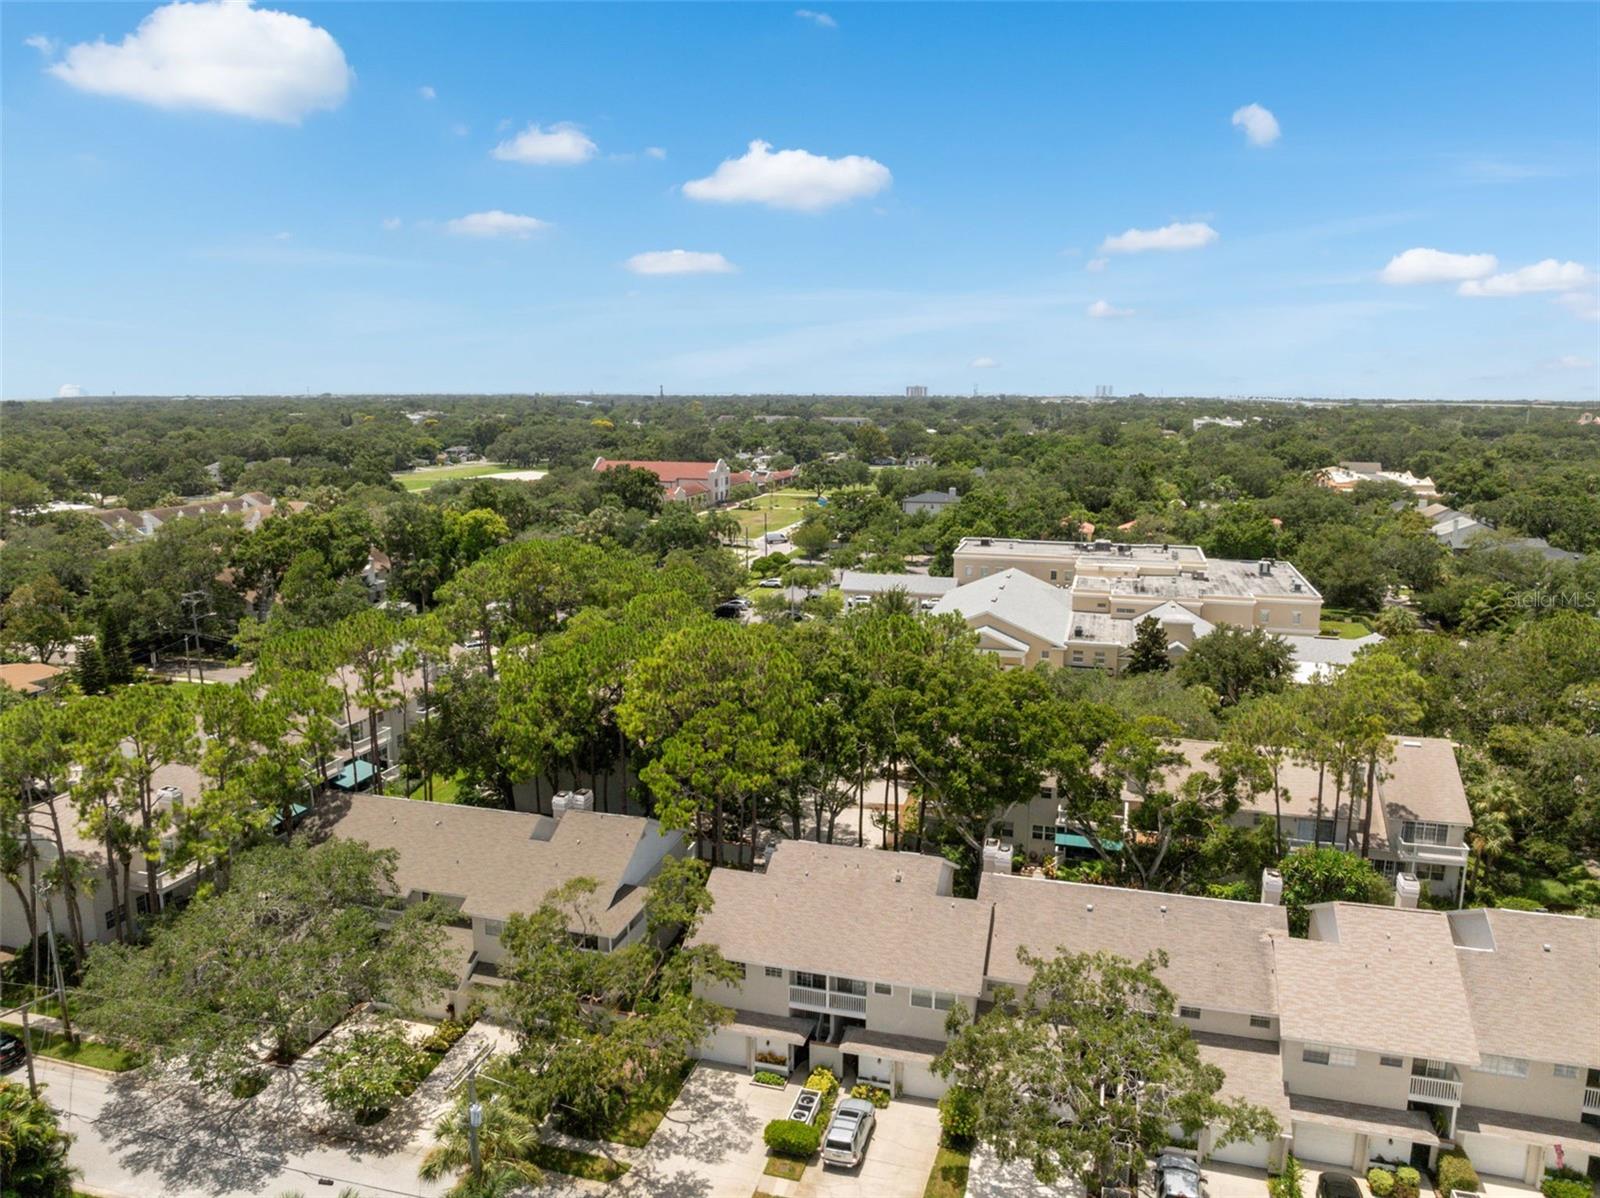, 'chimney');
1258,559,1273,576
1261,868,1284,906
1395,873,1421,909
948,487,957,496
